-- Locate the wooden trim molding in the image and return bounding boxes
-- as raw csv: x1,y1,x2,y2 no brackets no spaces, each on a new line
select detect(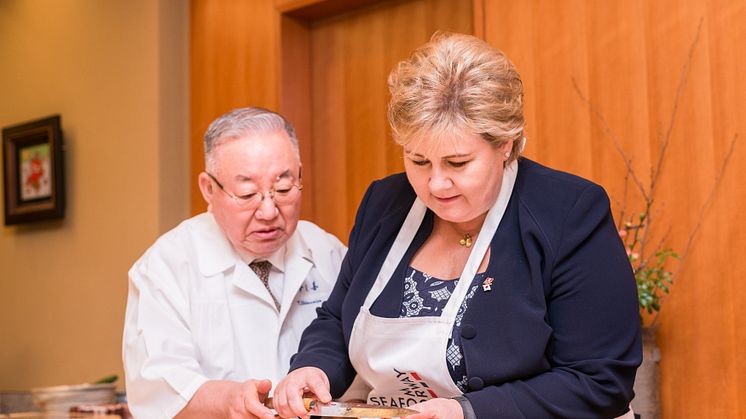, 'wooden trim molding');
276,0,385,20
